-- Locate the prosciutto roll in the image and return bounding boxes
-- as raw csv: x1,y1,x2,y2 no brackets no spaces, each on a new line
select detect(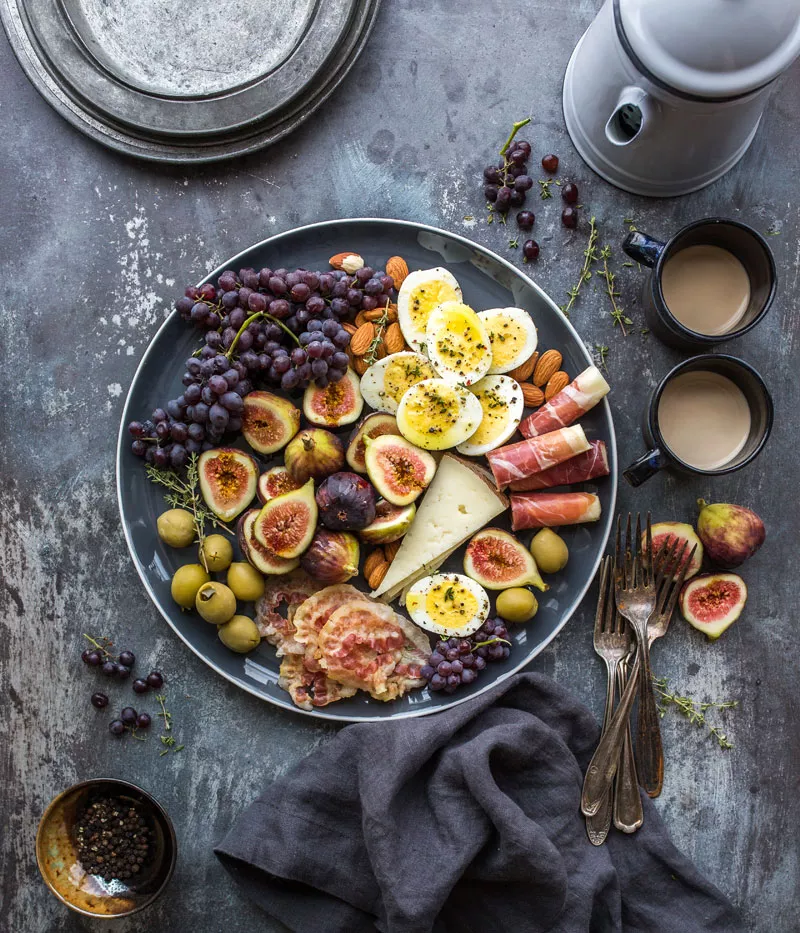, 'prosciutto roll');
487,425,590,489
508,441,610,491
520,365,610,438
511,491,602,530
